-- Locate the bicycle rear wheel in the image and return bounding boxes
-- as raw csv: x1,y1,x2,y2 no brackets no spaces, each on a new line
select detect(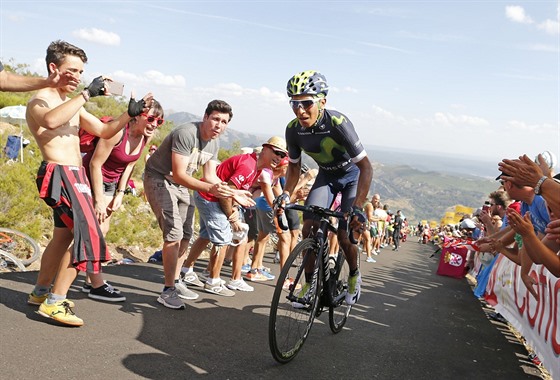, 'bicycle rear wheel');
0,227,41,267
329,252,352,333
268,238,322,363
